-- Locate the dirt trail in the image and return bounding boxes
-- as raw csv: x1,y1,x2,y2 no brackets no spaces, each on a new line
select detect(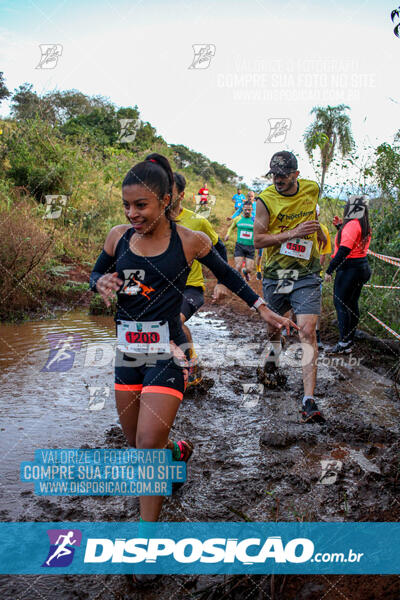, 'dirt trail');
0,304,399,599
